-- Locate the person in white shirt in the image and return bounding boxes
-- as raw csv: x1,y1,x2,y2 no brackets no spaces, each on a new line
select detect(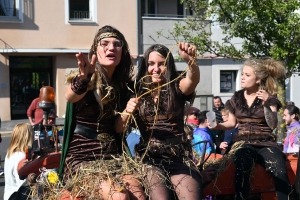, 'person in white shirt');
4,123,33,200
